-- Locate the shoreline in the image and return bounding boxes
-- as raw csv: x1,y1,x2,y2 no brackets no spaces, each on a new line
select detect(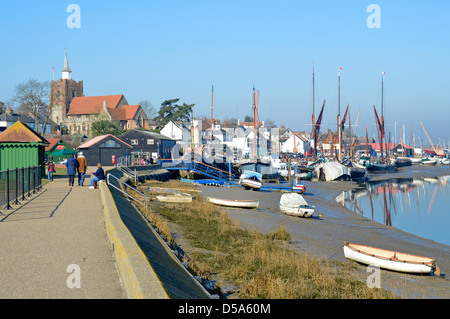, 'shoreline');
198,165,450,299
